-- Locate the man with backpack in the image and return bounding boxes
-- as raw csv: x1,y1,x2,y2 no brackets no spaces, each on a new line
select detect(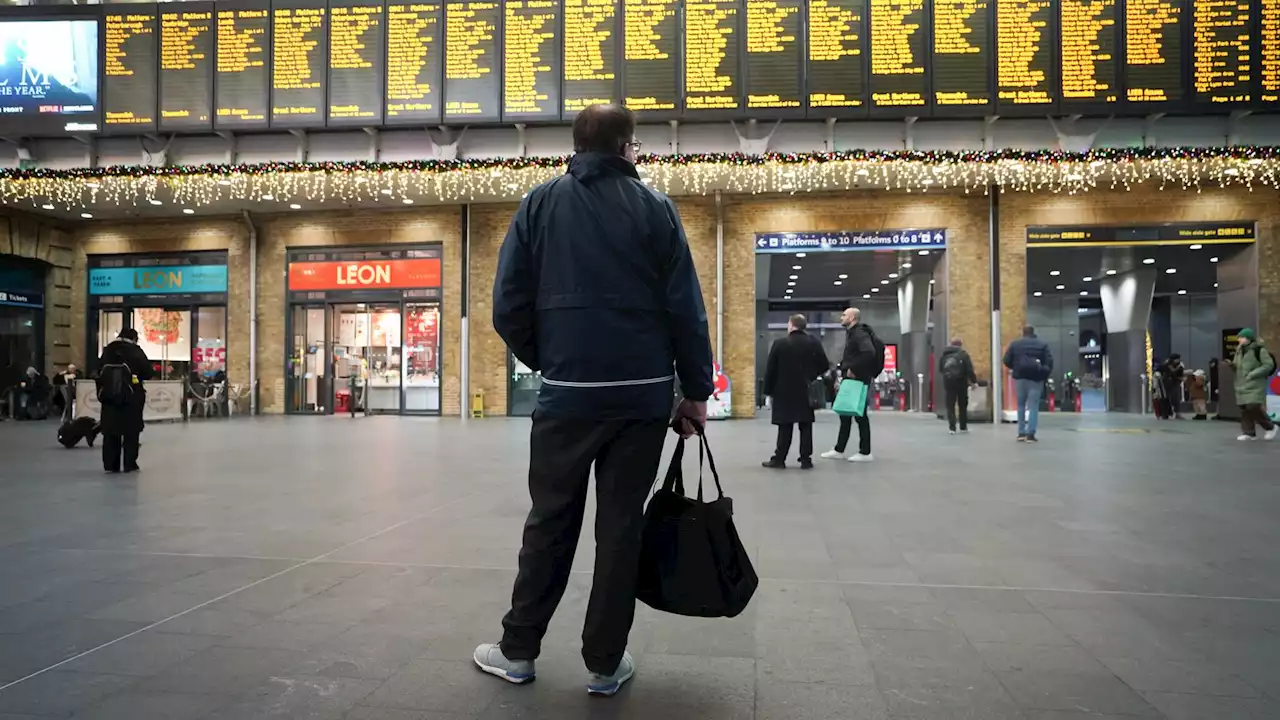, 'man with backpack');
938,338,977,434
96,328,152,473
1229,328,1277,441
820,307,882,462
1003,325,1054,443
